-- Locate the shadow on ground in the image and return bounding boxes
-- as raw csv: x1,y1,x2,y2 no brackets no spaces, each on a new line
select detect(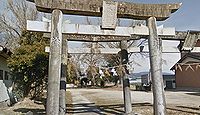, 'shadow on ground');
176,106,200,111
66,102,200,115
13,108,45,115
66,102,104,114
185,92,200,96
66,102,152,115
167,106,200,115
166,88,200,93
